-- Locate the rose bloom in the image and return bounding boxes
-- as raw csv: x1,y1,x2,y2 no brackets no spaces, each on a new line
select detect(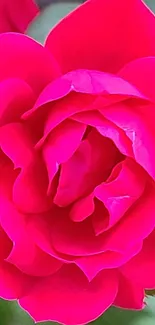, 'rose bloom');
0,0,155,324
0,0,39,33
